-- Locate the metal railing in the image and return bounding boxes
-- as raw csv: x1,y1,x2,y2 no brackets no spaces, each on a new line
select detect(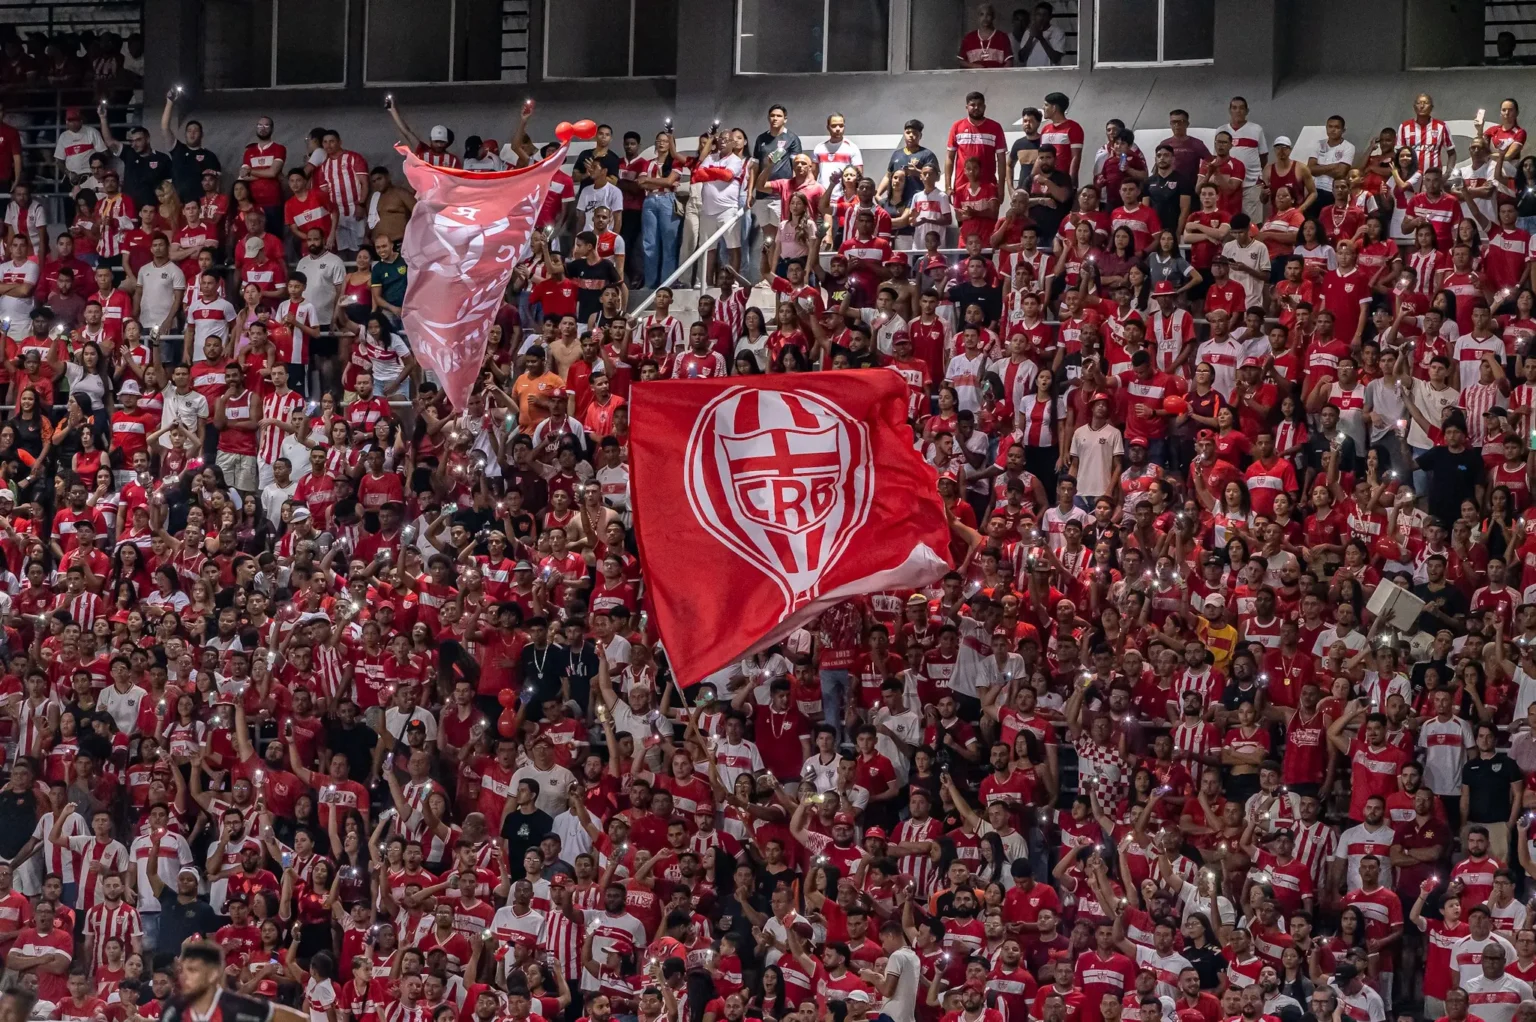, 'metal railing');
628,207,746,317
